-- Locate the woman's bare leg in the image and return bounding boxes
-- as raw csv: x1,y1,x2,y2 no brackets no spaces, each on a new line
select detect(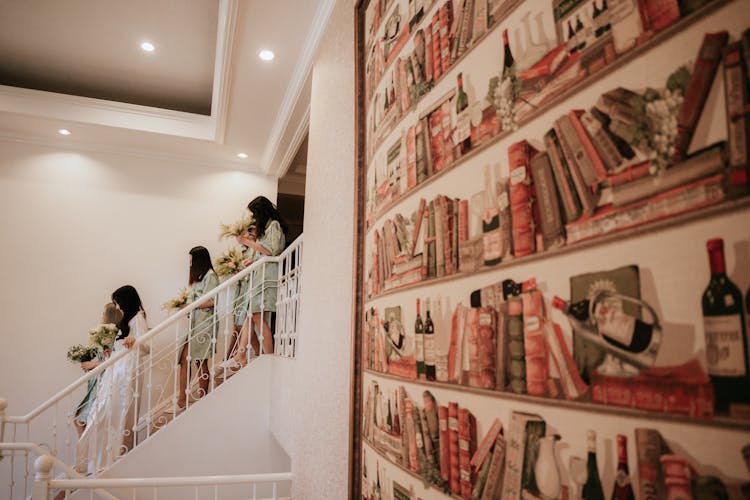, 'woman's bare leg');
252,312,274,354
